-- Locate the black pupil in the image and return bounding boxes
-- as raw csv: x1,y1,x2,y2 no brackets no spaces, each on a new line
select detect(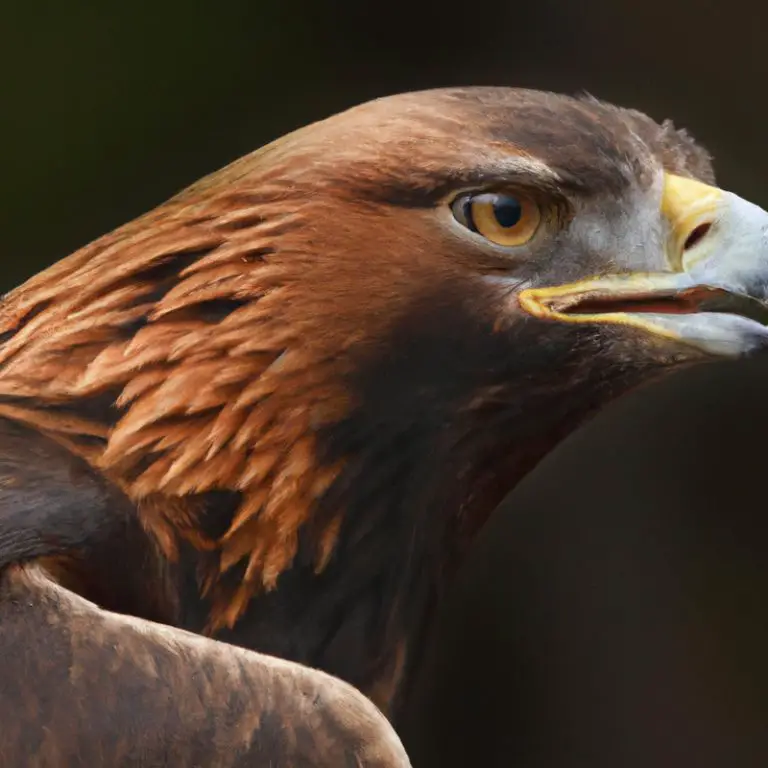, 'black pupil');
493,196,523,228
